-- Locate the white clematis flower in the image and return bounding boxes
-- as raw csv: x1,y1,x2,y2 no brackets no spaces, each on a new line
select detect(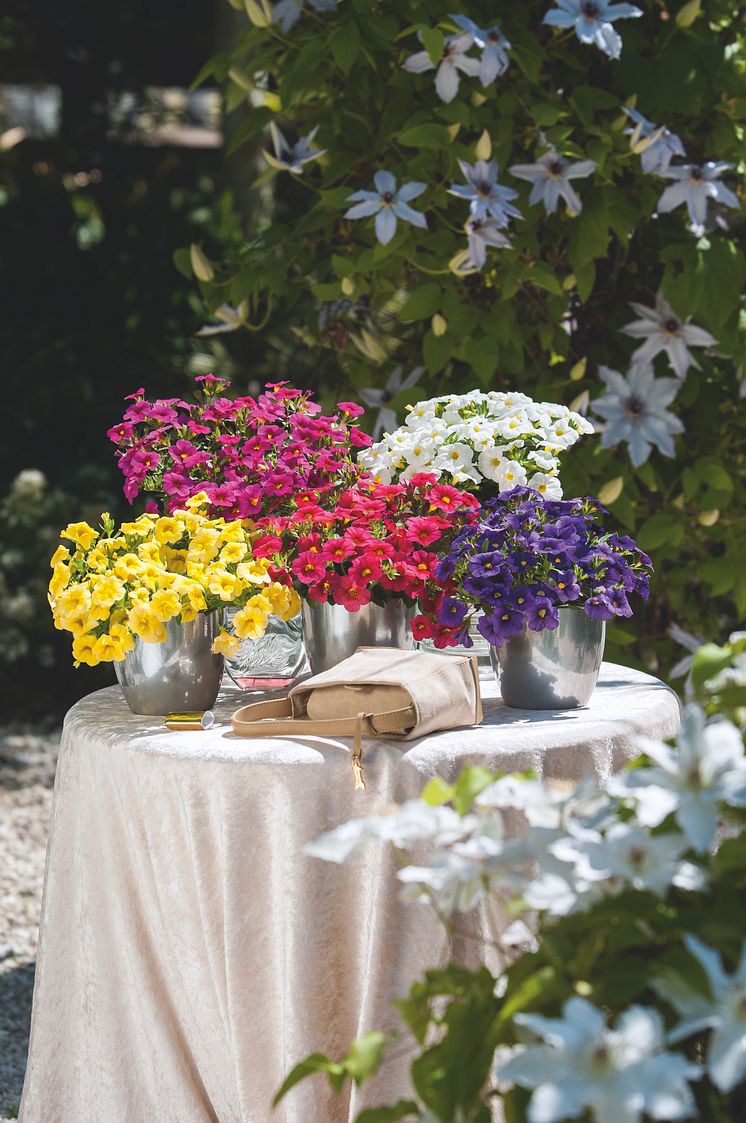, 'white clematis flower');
305,800,473,864
621,294,717,379
656,936,746,1094
497,996,700,1123
611,705,746,852
402,34,481,104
